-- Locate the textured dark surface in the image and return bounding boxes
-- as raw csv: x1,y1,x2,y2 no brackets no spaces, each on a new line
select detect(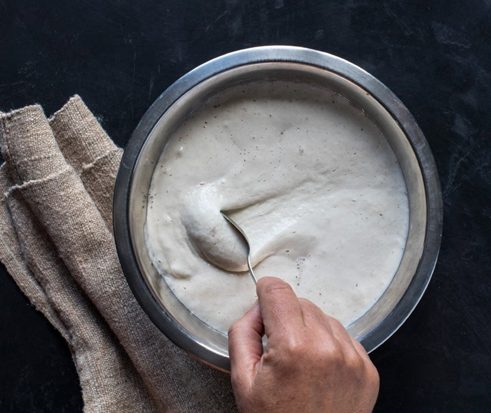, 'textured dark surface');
0,0,490,412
